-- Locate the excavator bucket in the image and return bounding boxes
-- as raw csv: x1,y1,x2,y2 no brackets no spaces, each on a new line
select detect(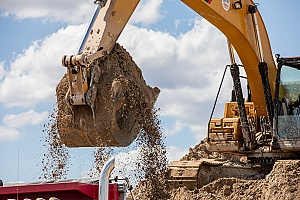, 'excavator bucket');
56,43,160,147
